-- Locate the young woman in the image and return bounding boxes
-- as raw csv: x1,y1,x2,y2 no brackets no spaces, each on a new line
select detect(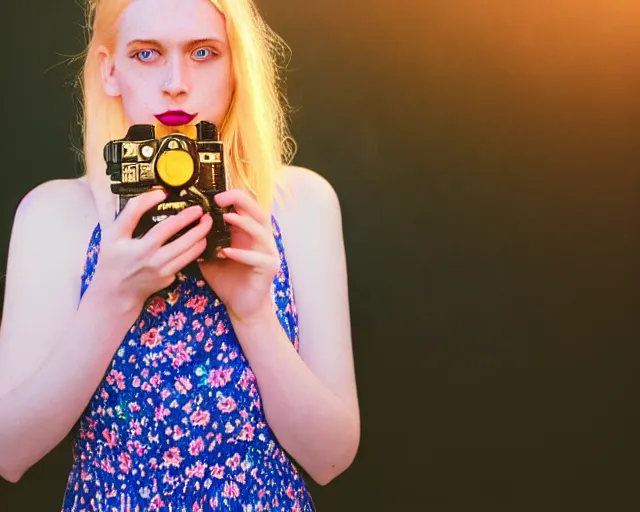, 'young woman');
0,0,360,510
